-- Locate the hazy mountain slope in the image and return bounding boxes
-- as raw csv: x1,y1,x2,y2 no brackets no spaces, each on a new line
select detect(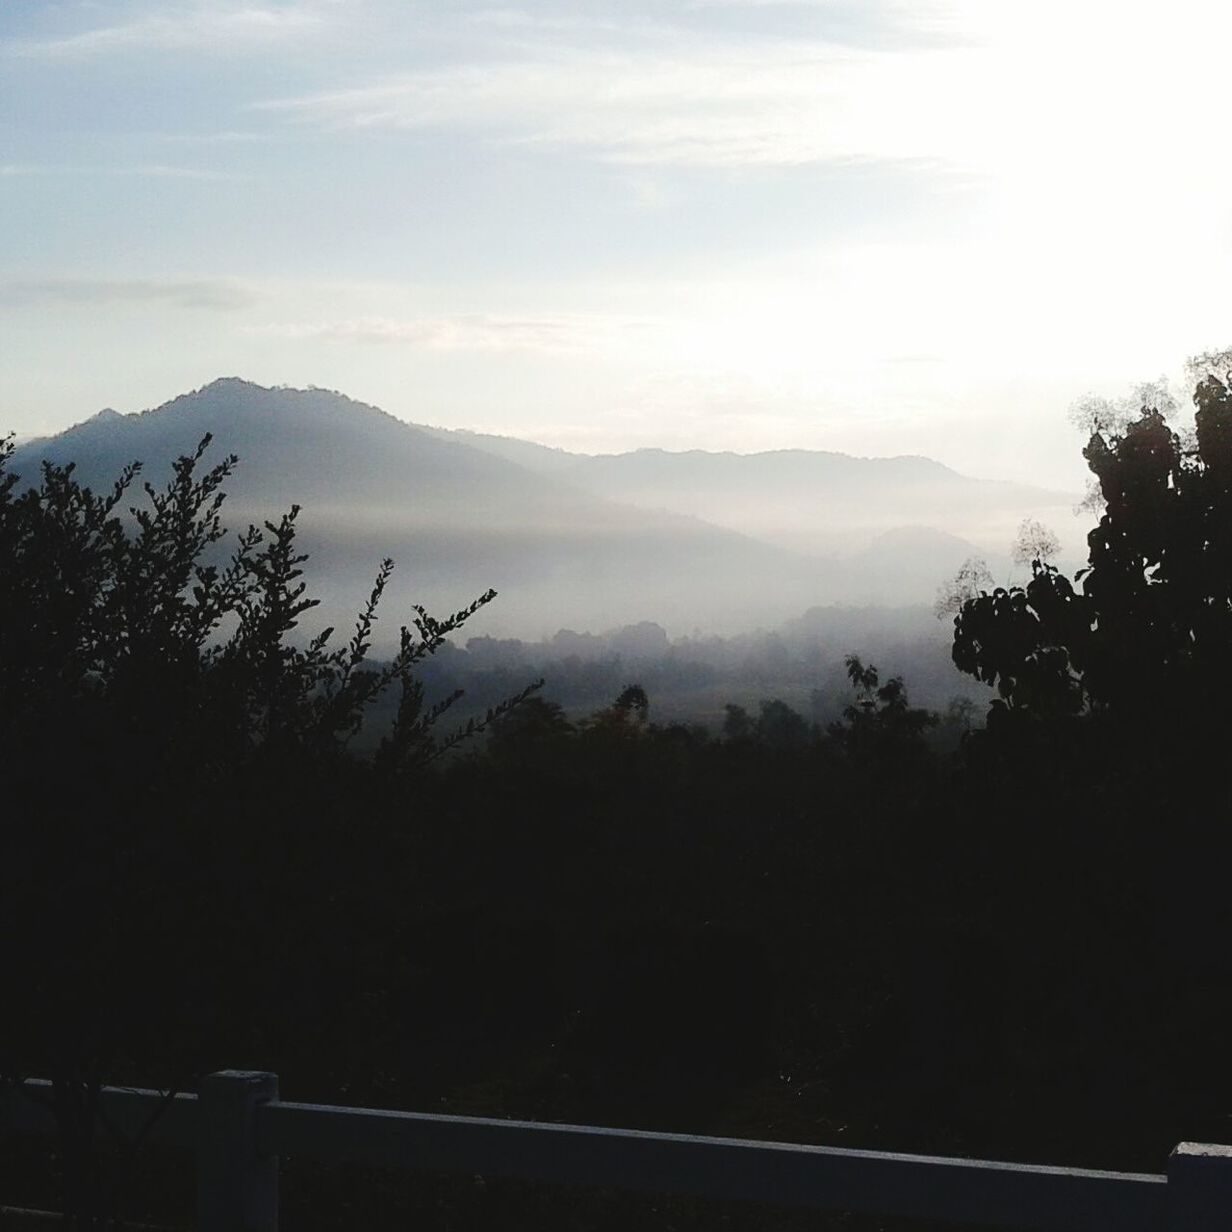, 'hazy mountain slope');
562,448,1080,558
842,526,986,605
417,424,580,477
18,380,591,530
427,429,1080,559
10,380,850,639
